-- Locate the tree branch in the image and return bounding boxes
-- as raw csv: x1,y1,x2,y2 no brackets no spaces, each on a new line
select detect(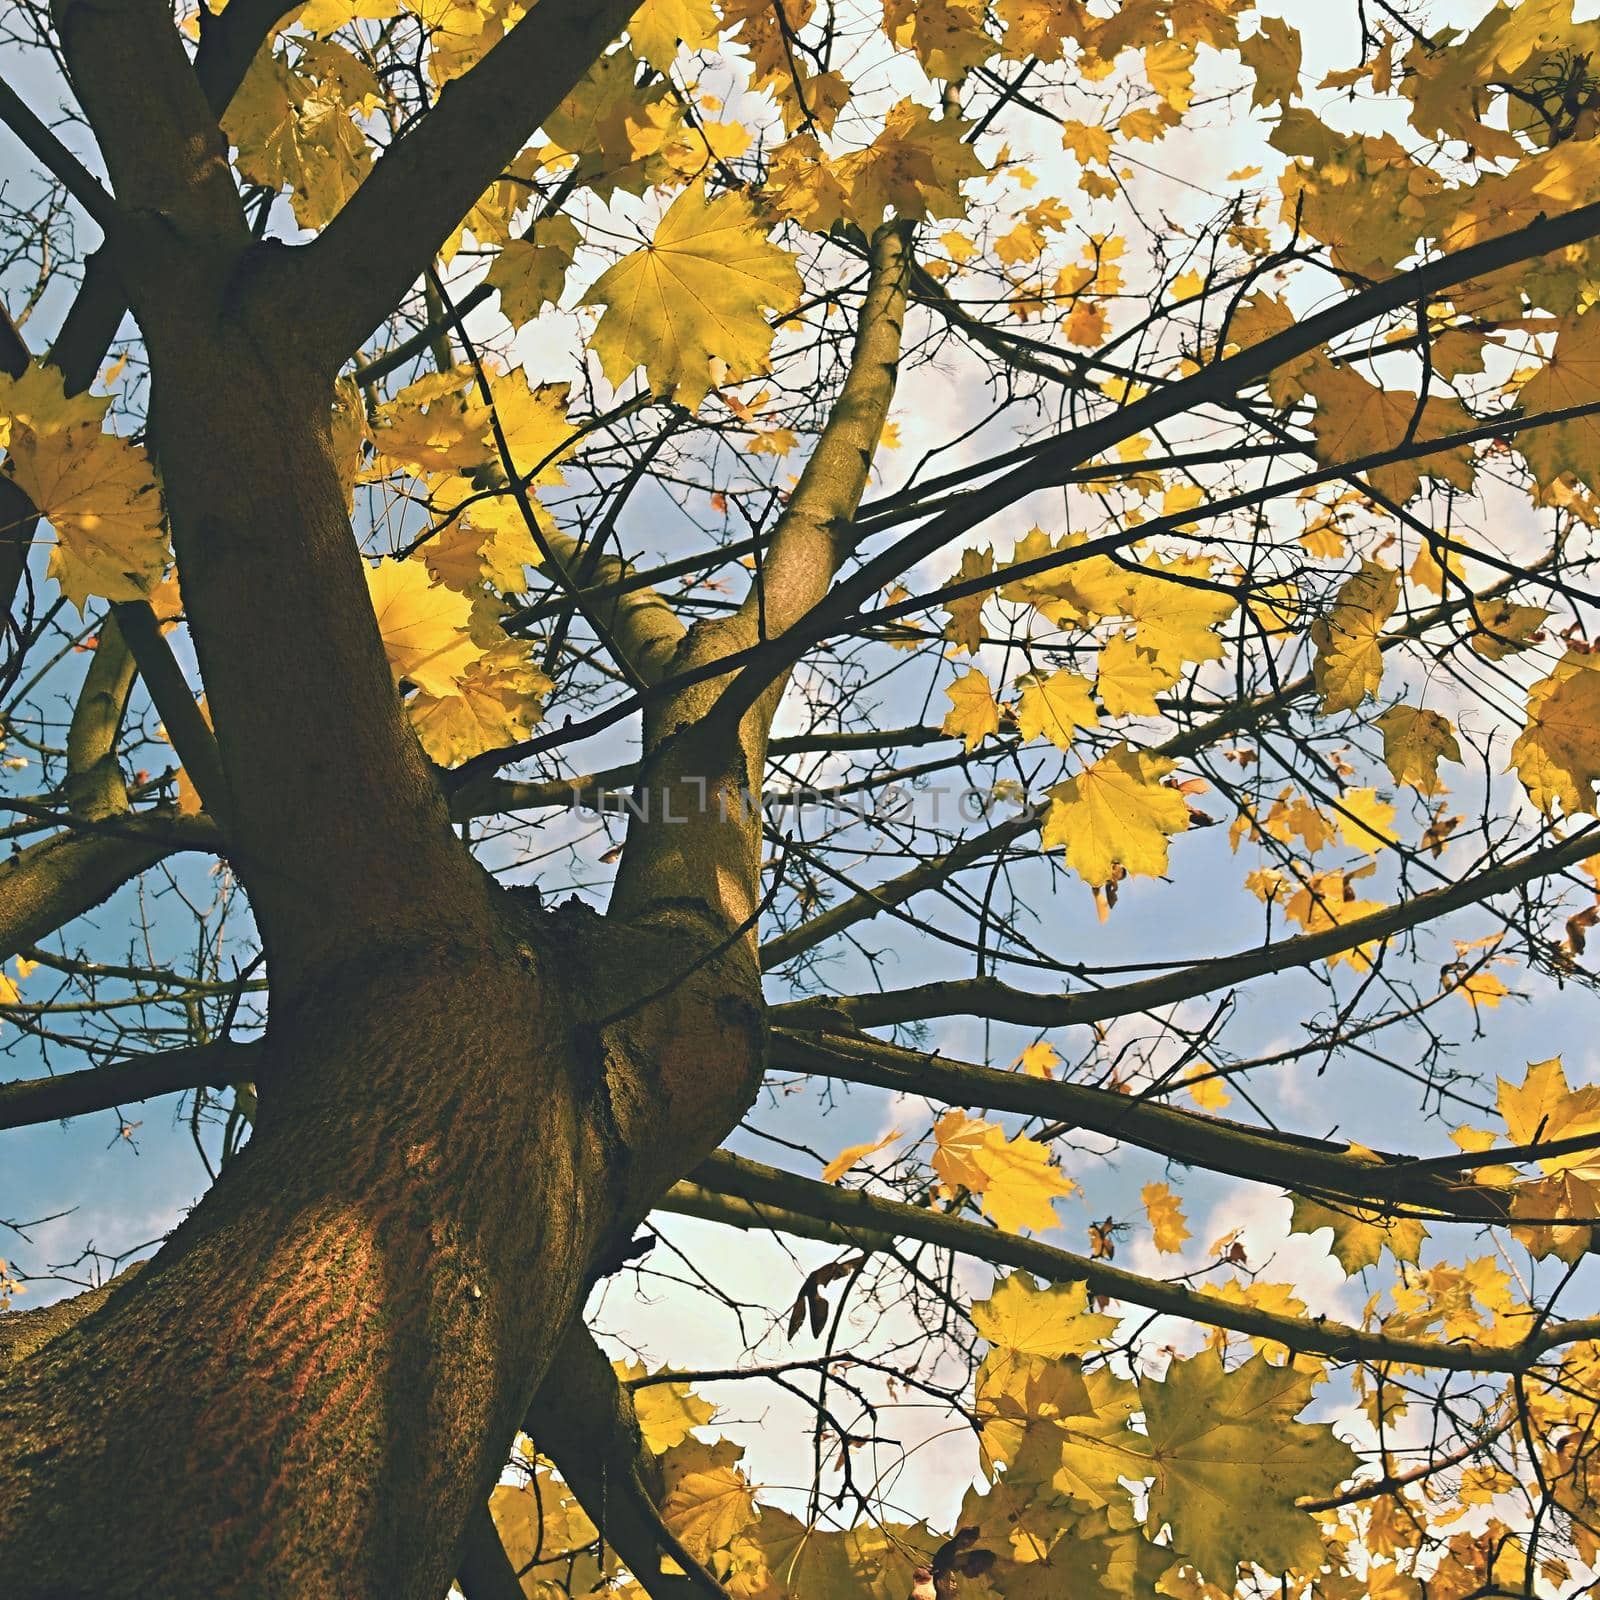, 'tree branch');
456,1502,528,1600
283,0,637,365
109,600,229,824
608,223,915,932
49,0,243,235
684,1153,1600,1372
0,1041,259,1131
0,810,216,964
766,1029,1556,1230
774,825,1600,1030
63,613,137,820
708,197,1600,724
0,76,118,232
524,1322,729,1600
759,555,1553,968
